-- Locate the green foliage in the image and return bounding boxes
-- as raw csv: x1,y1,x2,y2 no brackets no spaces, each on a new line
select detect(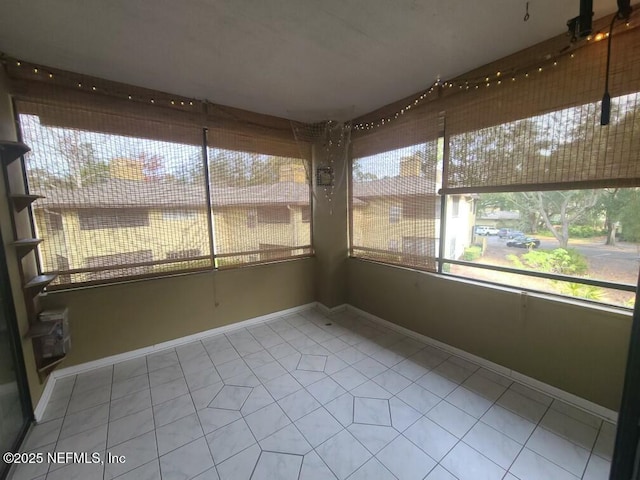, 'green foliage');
462,246,482,261
508,248,588,275
567,225,605,238
625,296,637,309
559,282,605,301
78,161,110,185
209,152,302,187
619,189,640,242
